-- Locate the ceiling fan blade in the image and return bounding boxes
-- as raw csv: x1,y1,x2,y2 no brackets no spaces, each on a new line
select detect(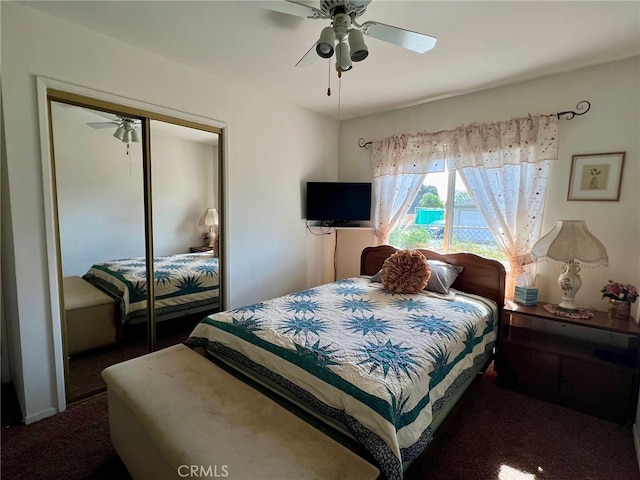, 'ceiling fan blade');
261,1,326,19
295,43,319,67
360,21,437,53
87,121,119,129
84,109,120,122
351,0,373,7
